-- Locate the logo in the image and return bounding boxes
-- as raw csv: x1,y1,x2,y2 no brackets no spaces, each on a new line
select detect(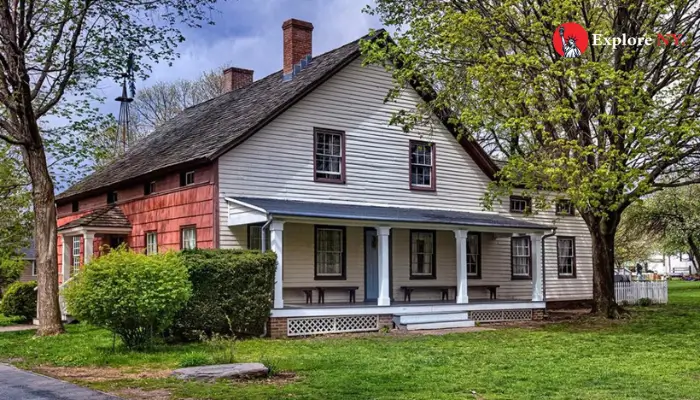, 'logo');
553,22,589,58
